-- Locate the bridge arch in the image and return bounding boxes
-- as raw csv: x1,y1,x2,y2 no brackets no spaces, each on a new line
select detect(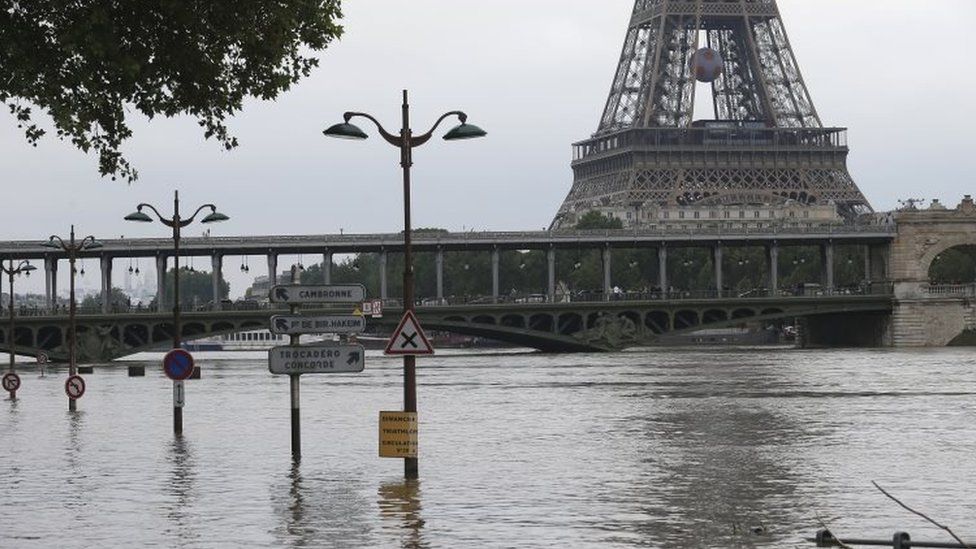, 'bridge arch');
501,314,526,329
644,311,670,334
927,244,976,284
